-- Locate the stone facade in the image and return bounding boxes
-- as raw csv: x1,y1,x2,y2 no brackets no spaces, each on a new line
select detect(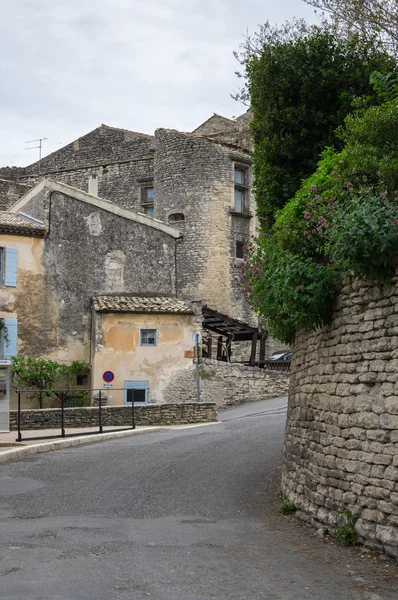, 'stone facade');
9,402,218,430
200,358,289,408
0,179,31,211
282,272,398,558
1,114,257,325
154,128,256,324
3,180,179,381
